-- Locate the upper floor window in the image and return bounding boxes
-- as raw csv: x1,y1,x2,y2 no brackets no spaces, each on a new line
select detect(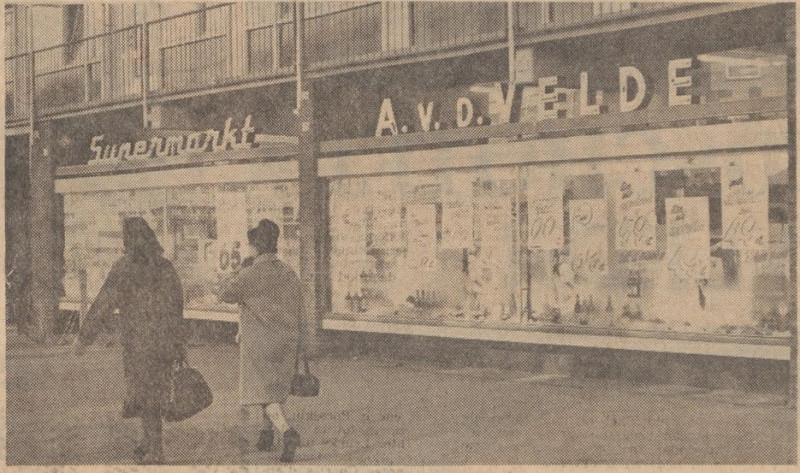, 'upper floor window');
63,4,84,62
